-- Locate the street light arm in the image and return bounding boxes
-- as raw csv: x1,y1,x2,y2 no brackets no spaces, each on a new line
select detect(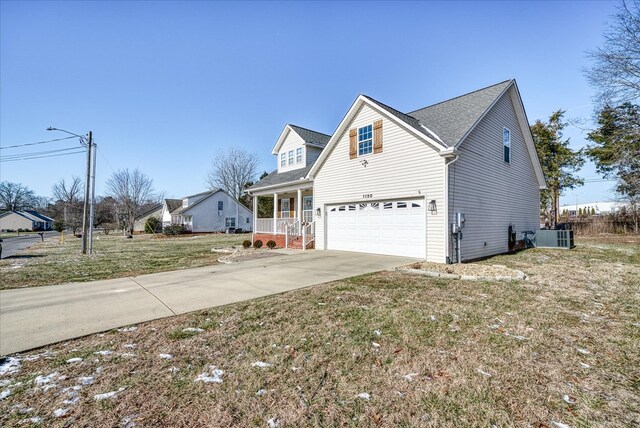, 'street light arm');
47,127,88,146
